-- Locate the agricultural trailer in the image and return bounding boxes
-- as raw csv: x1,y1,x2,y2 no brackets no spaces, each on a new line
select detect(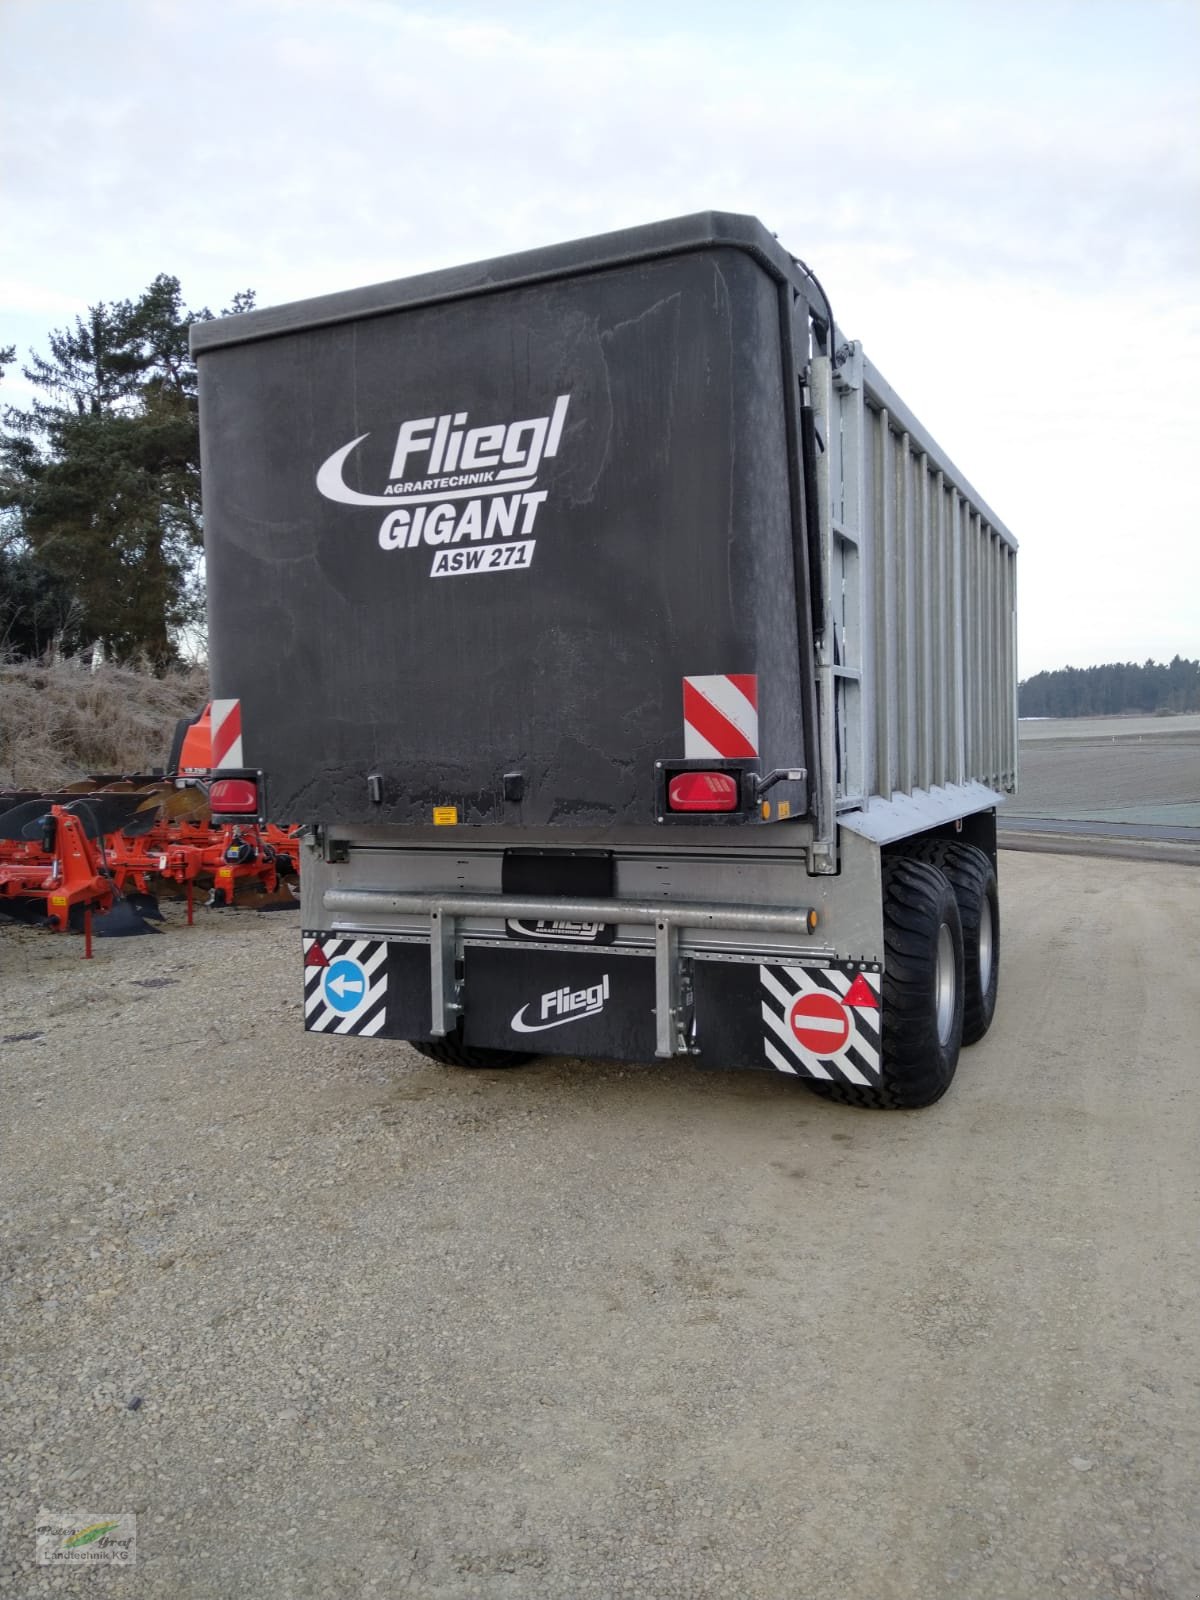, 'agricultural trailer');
192,212,1017,1107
